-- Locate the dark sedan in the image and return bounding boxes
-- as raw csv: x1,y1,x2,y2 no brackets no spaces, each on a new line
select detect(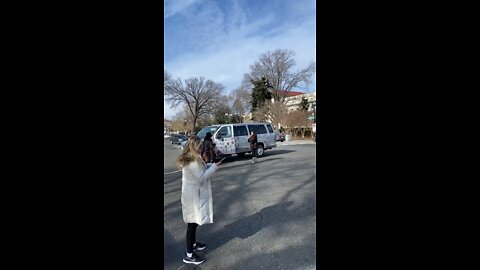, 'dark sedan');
170,134,188,144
